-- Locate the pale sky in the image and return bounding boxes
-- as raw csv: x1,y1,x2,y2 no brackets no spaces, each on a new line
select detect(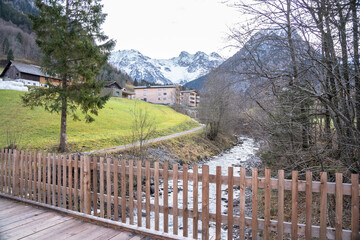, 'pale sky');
101,0,241,59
